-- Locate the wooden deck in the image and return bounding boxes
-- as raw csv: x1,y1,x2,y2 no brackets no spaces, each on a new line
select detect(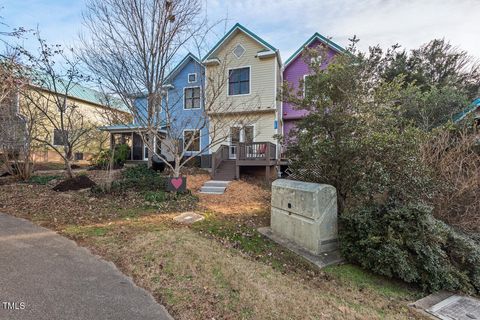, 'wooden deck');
212,142,278,180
